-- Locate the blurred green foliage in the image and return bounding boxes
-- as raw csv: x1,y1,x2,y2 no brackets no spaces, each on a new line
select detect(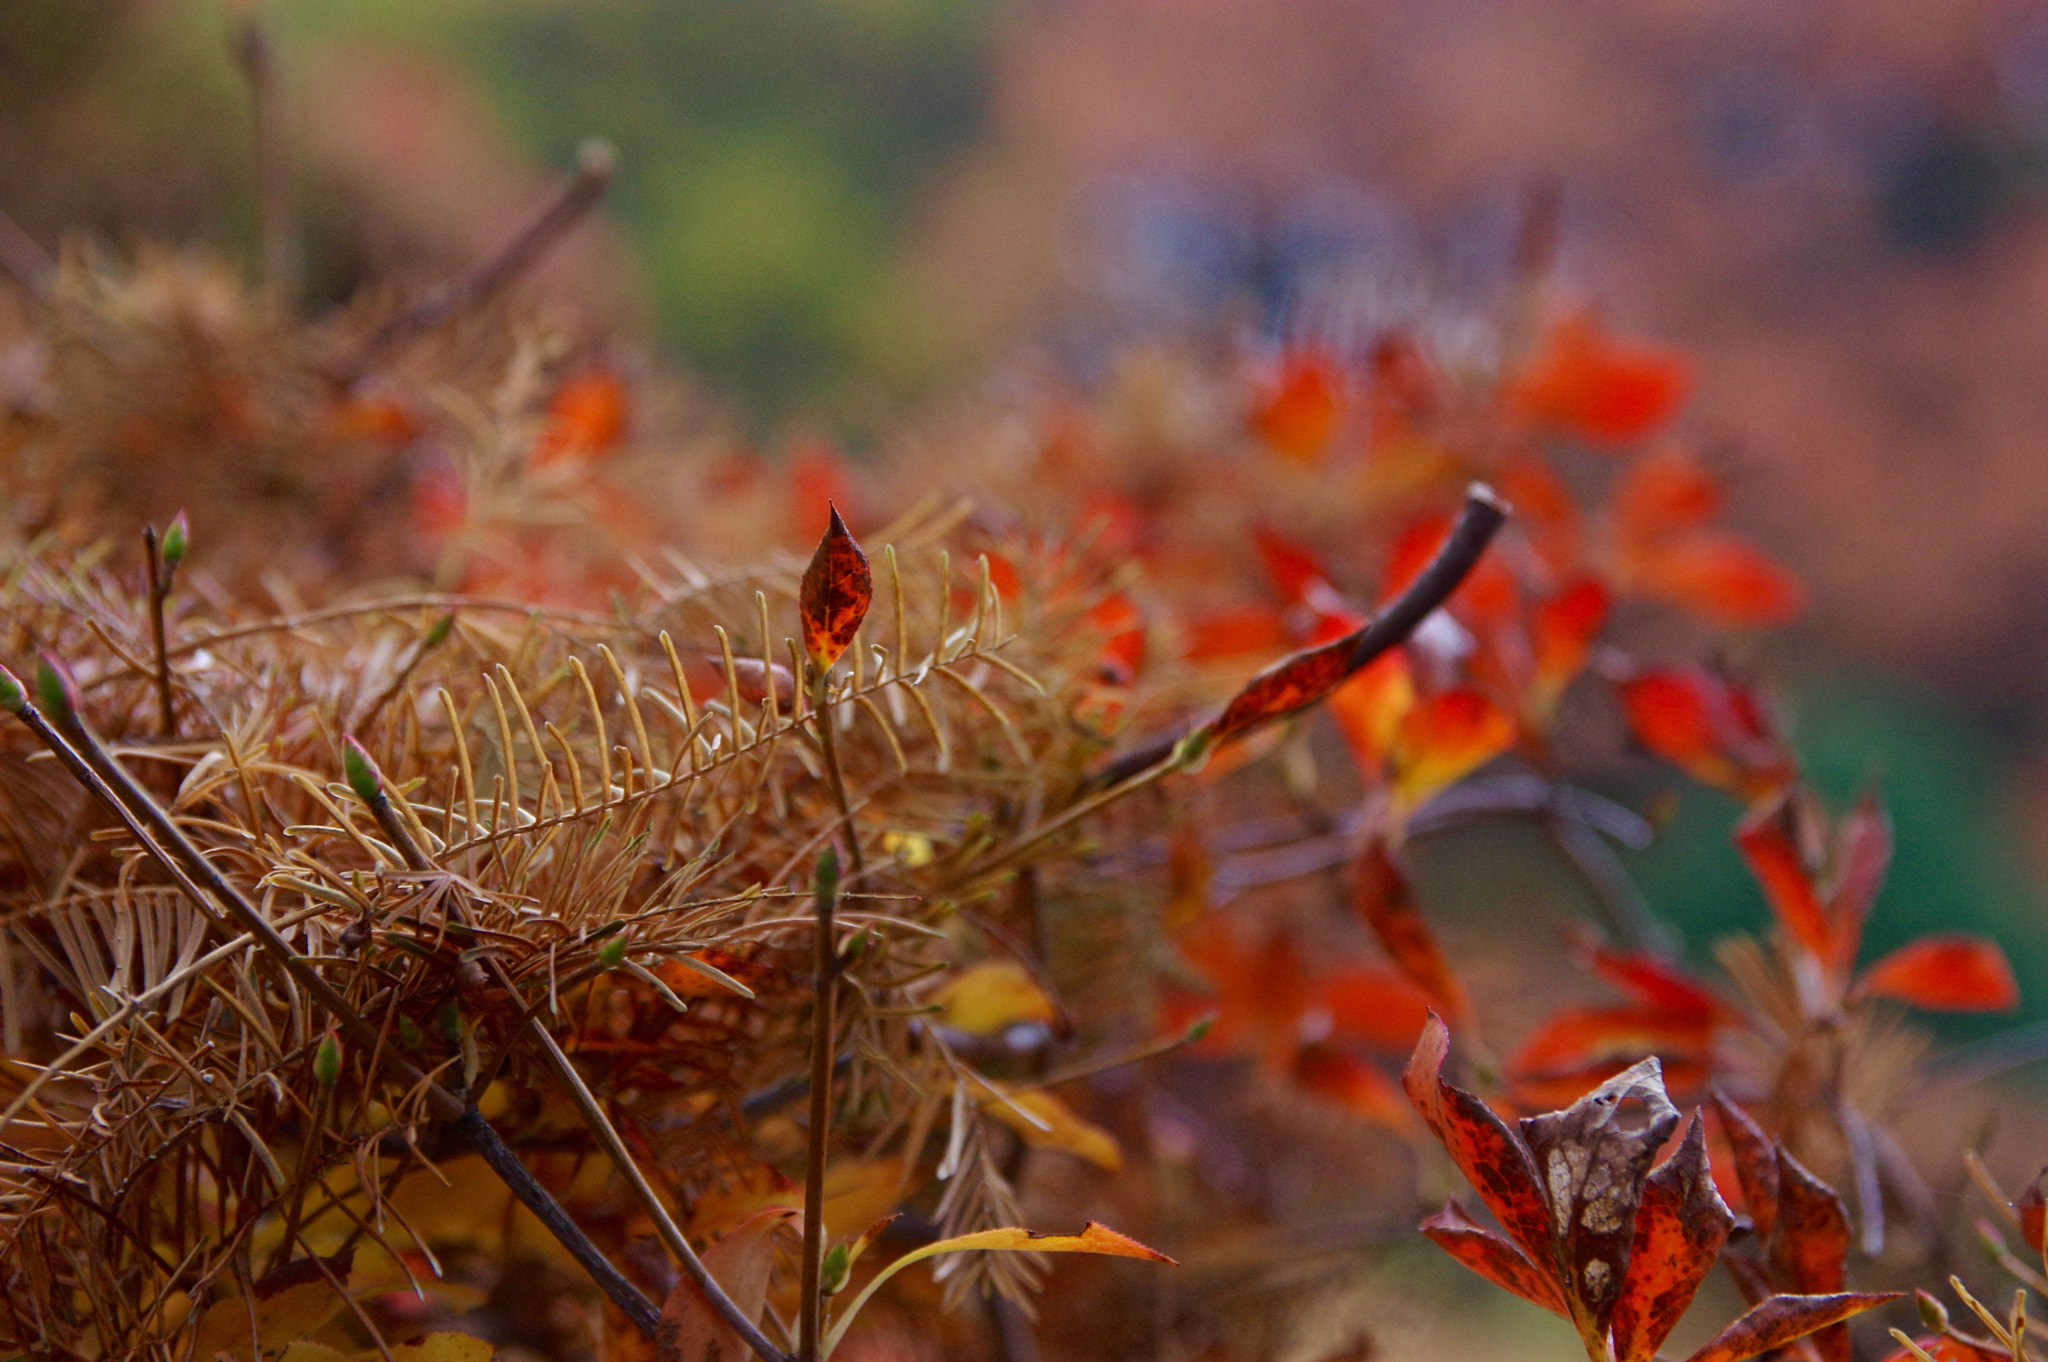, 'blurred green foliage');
276,0,997,415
